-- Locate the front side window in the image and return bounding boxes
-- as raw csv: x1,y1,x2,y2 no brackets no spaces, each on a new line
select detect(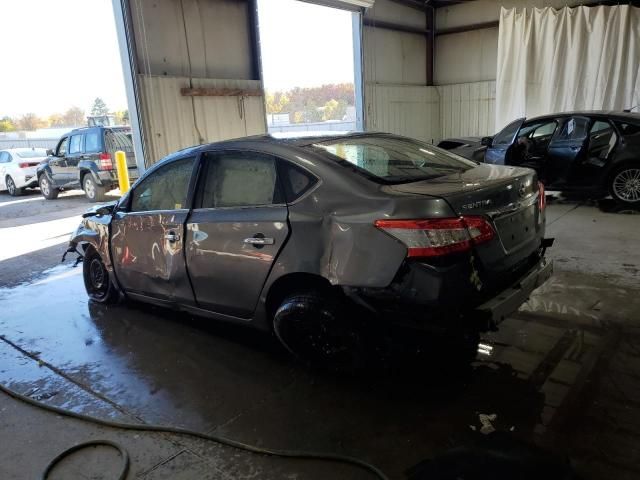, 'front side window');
130,157,195,212
199,152,281,208
493,119,524,146
56,137,68,156
84,131,101,153
69,135,82,154
312,136,476,184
